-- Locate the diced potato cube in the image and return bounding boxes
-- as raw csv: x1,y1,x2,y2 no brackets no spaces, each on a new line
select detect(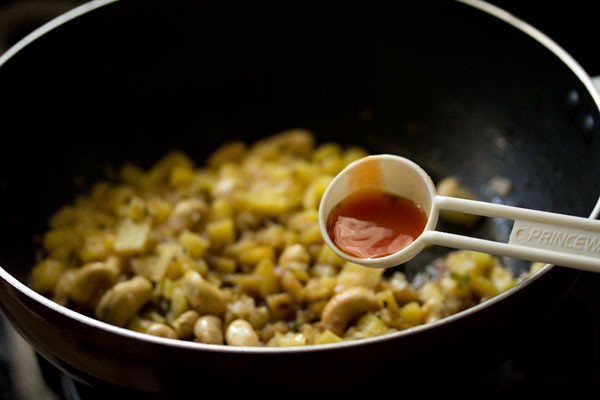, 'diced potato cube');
126,196,147,222
238,245,275,266
529,262,546,275
254,258,279,296
146,198,171,224
376,289,400,314
442,276,471,299
470,275,498,299
355,313,389,337
151,243,180,282
179,257,209,276
206,218,236,247
299,323,318,345
266,293,296,321
179,230,210,258
447,250,493,278
210,256,237,274
131,255,158,281
293,162,320,186
316,244,345,267
31,259,66,294
274,332,307,347
169,165,196,188
170,286,190,319
320,156,345,176
299,224,323,246
303,277,335,302
210,198,233,219
78,234,108,263
208,141,247,168
226,274,262,294
315,329,343,345
43,228,80,254
336,262,384,291
281,270,304,302
313,142,342,164
48,205,78,229
302,176,333,210
146,151,195,187
419,281,444,303
113,219,151,254
119,163,146,188
491,266,515,293
242,191,300,216
400,301,423,325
